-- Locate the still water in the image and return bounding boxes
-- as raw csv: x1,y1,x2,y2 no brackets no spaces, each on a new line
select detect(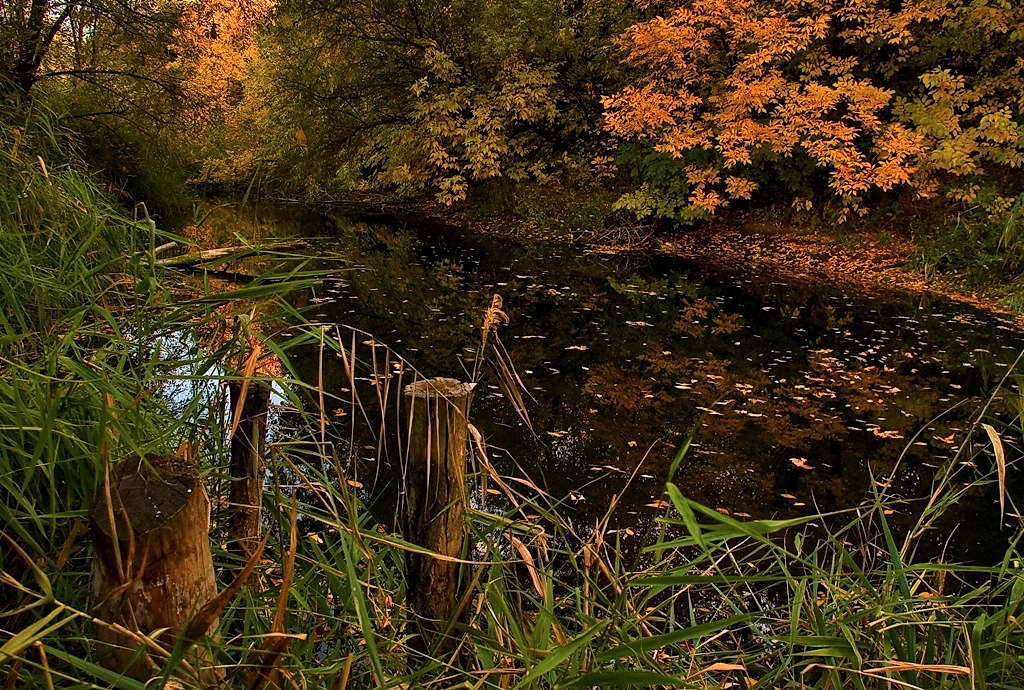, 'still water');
188,203,1024,561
